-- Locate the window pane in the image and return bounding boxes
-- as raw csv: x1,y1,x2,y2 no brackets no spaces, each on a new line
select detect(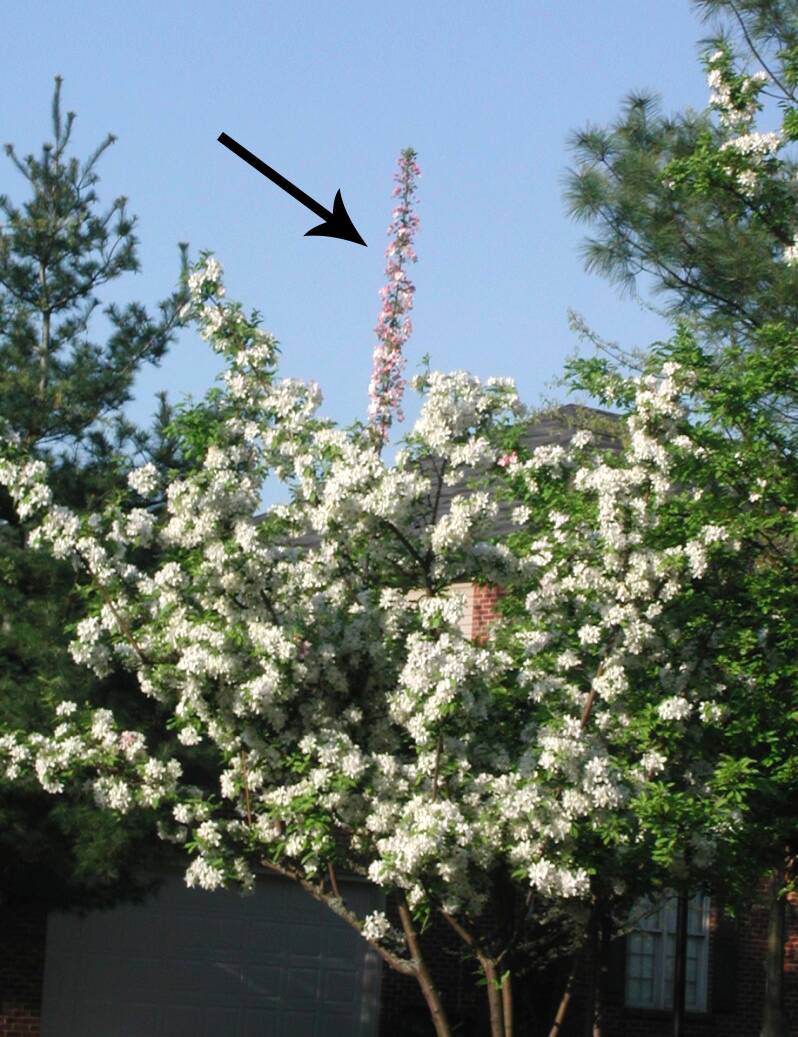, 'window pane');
625,893,709,1012
686,938,699,980
626,932,656,1006
663,933,675,1007
687,898,706,934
